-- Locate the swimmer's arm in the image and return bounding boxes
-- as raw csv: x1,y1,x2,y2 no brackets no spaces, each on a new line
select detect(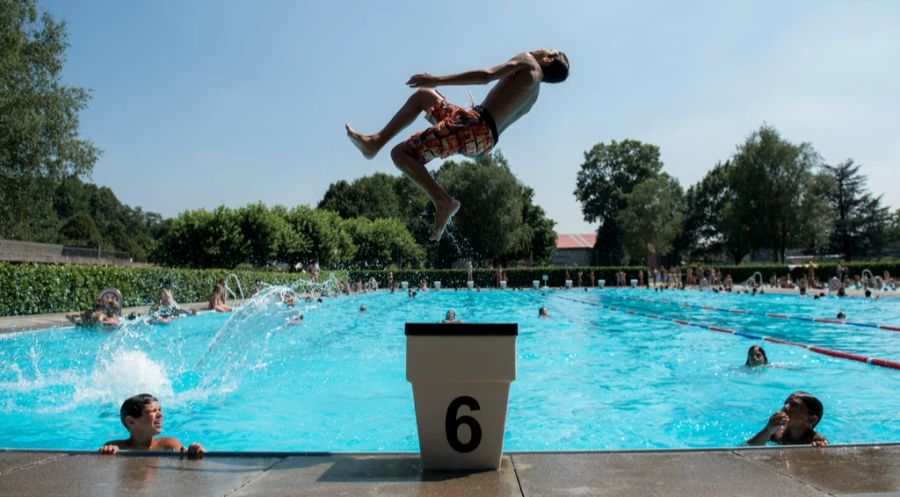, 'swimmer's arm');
745,412,787,446
744,428,774,446
407,60,532,87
